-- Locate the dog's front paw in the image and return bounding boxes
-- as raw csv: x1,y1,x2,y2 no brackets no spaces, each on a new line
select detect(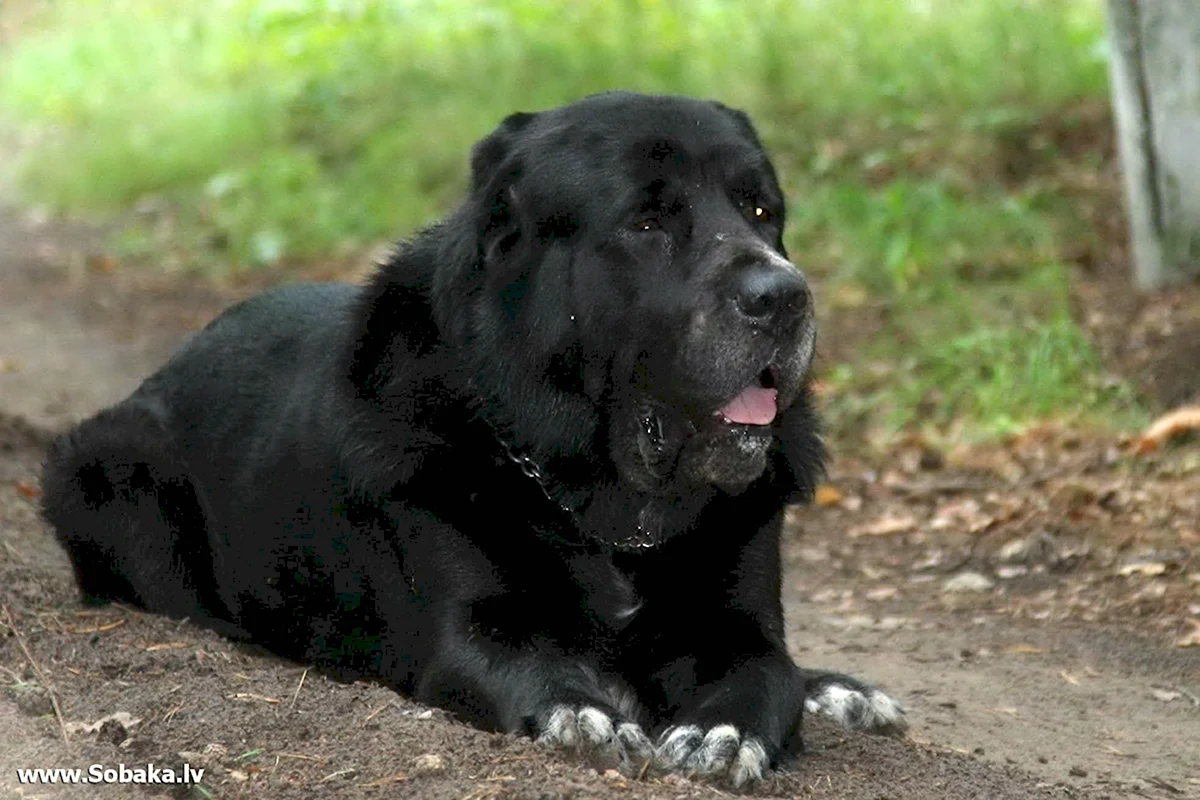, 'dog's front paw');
536,705,654,773
804,676,907,734
654,724,769,788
